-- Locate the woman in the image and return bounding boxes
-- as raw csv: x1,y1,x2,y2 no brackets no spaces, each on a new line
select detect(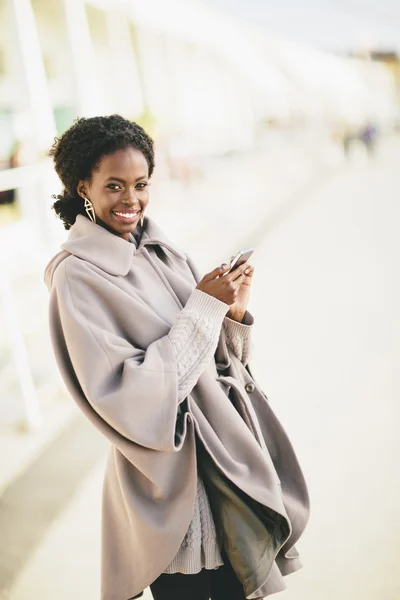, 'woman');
44,115,310,600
